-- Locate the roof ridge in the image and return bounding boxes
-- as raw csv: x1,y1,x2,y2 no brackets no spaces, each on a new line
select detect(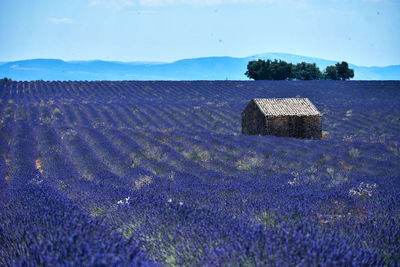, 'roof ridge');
252,98,321,117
